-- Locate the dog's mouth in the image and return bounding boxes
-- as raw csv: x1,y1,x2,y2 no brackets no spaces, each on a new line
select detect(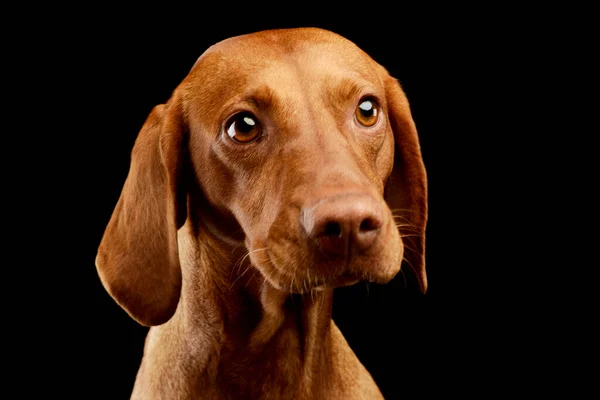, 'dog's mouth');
247,243,398,294
312,272,362,291
244,195,404,294
263,262,362,294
